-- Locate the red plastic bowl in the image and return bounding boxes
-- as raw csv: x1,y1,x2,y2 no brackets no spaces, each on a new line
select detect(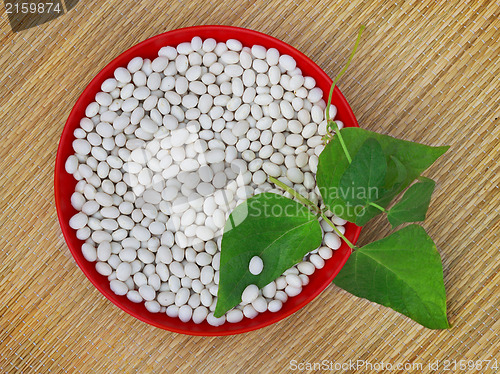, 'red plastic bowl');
54,25,361,336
